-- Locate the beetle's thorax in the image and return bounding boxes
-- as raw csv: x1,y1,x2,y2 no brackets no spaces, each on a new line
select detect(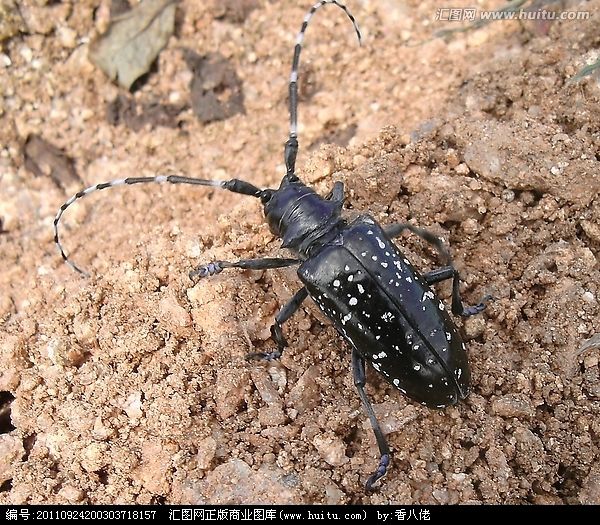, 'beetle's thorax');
262,177,343,257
